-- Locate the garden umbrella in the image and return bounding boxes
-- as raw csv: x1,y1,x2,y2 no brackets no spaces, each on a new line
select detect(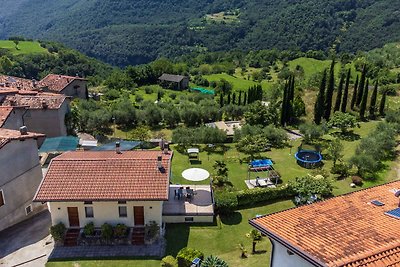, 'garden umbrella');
182,168,210,182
